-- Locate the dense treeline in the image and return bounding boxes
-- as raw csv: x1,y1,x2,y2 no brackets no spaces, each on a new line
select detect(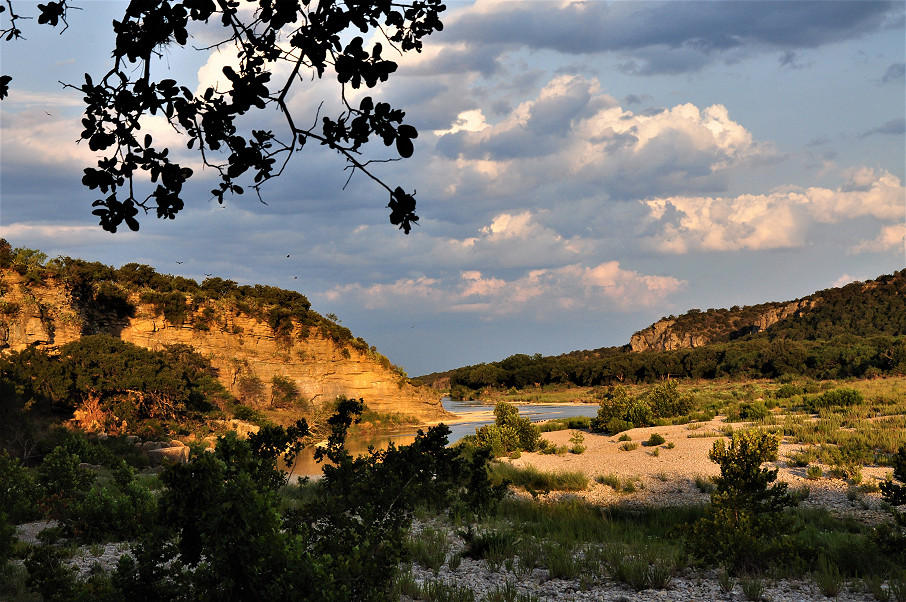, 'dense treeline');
447,336,906,397
0,239,375,354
